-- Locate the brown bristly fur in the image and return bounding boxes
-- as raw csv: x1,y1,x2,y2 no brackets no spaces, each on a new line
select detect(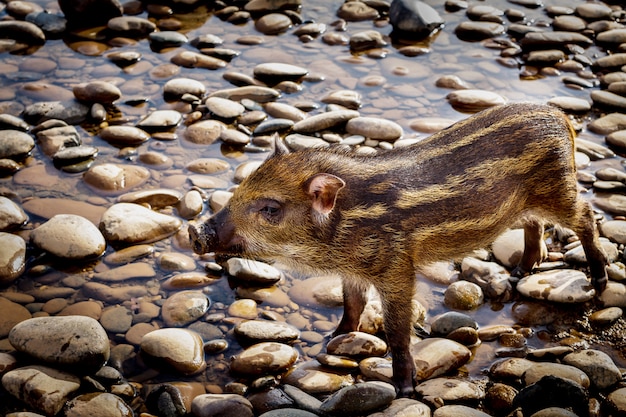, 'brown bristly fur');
189,102,609,397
